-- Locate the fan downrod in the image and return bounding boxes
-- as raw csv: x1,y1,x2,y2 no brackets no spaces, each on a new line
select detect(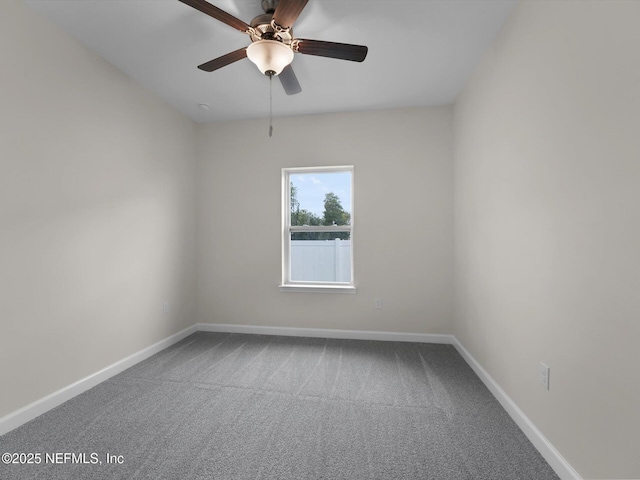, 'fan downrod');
261,0,278,14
